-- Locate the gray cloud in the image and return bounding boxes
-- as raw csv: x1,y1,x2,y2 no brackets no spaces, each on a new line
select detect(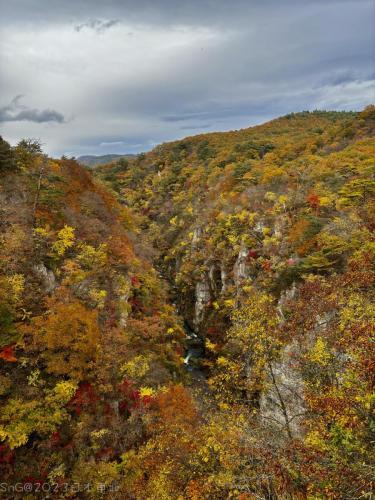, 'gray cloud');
0,96,65,124
163,112,212,122
2,0,372,28
180,123,213,130
74,19,120,33
0,0,373,156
